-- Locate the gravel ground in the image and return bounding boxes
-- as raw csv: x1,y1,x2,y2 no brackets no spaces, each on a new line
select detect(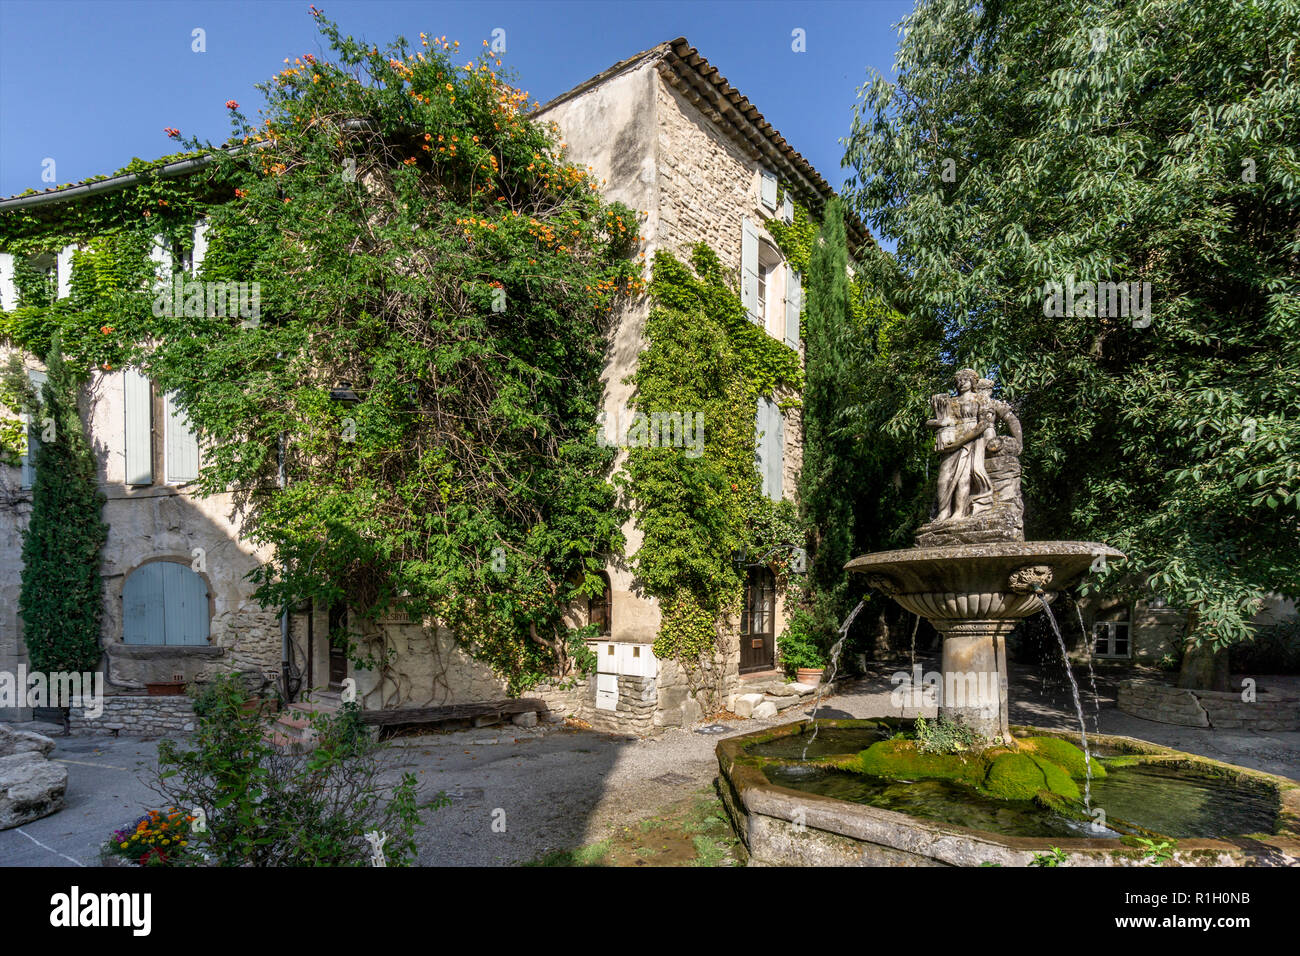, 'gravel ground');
2,662,1297,866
